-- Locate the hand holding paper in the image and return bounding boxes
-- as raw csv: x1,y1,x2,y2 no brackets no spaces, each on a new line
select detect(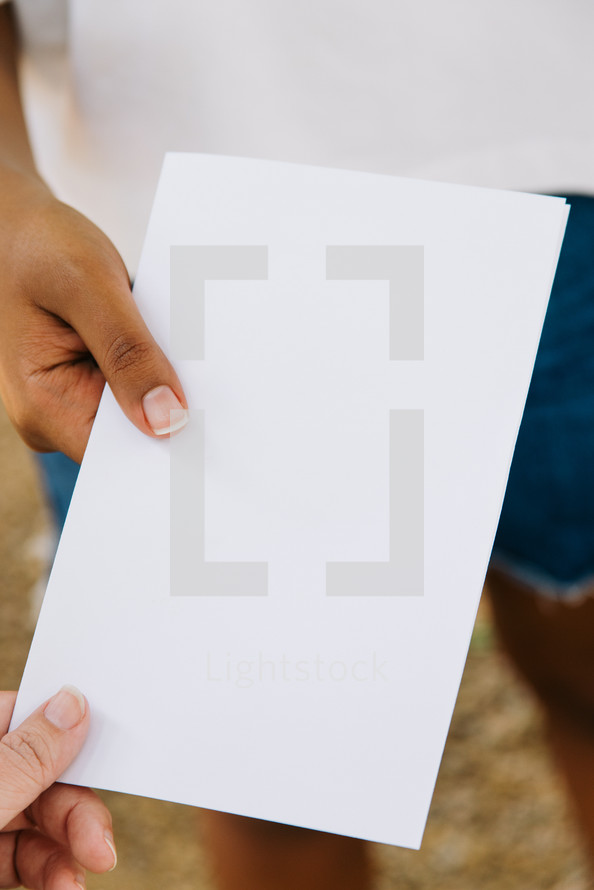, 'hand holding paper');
0,173,187,463
0,687,116,888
